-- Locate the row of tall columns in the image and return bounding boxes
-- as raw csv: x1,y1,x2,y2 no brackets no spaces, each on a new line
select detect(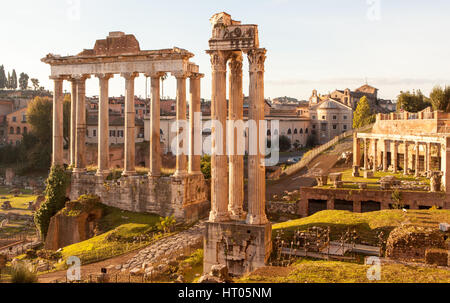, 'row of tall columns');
207,48,268,225
53,72,203,179
359,137,440,175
